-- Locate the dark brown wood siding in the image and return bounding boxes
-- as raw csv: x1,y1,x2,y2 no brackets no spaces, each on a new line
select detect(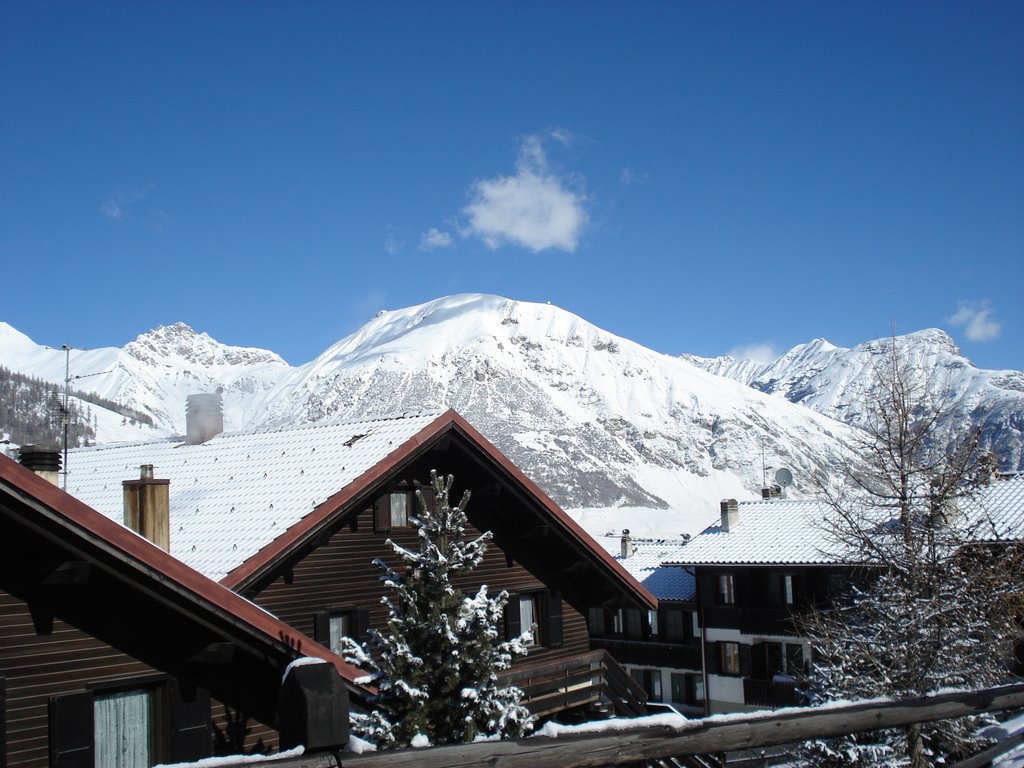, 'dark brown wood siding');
0,588,157,767
254,504,591,668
